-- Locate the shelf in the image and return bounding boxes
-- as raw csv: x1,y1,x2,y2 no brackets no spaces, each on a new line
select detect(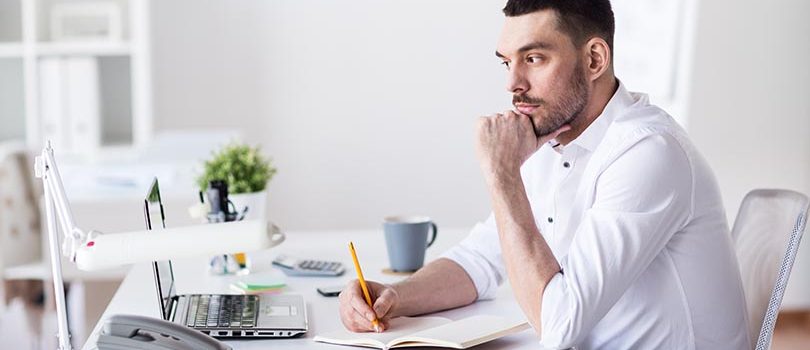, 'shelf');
0,42,23,58
3,0,151,153
0,42,133,57
36,41,132,56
